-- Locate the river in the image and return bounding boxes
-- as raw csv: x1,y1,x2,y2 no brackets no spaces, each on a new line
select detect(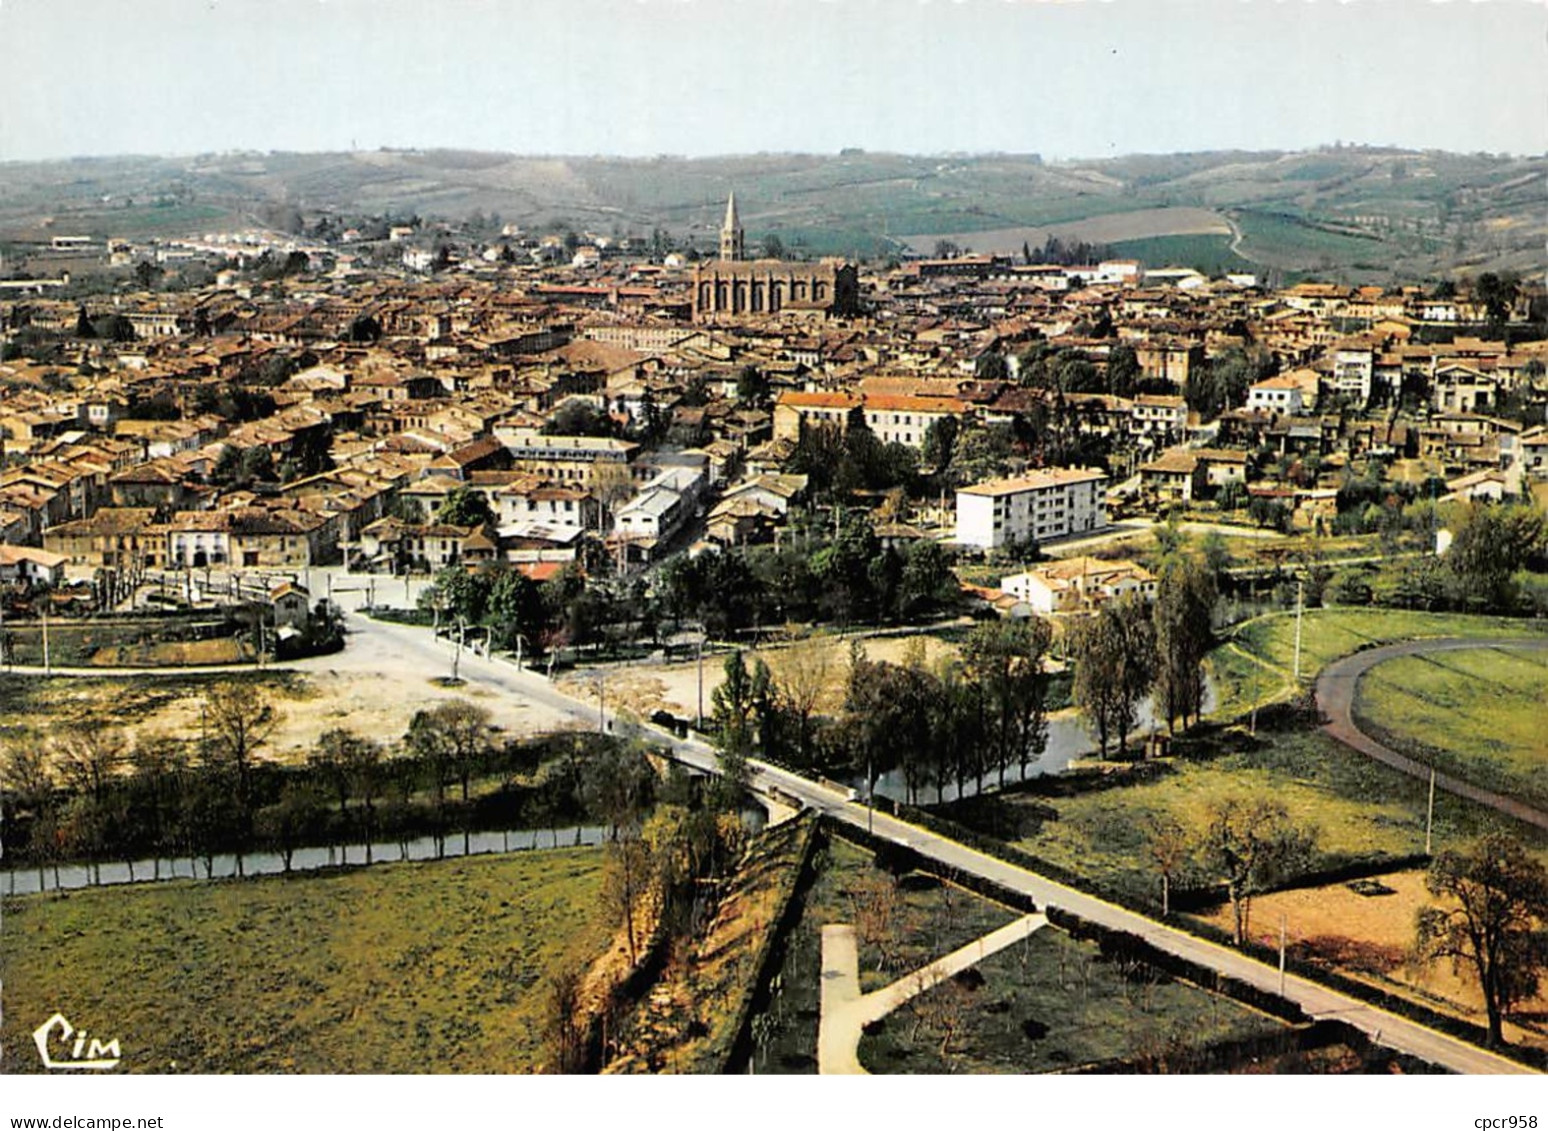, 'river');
2,824,607,897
